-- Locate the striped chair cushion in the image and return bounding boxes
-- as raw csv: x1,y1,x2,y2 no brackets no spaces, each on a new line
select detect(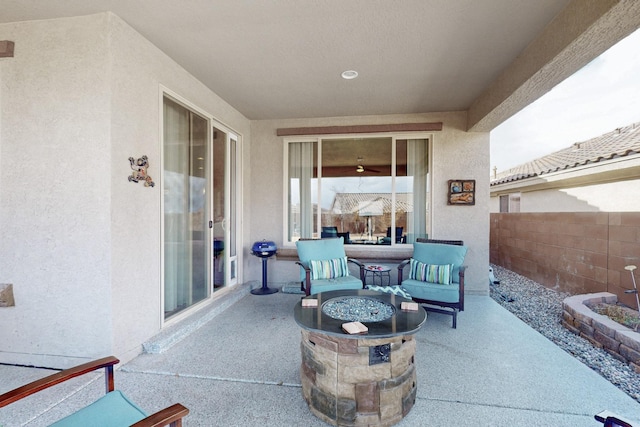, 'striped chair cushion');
309,257,350,280
409,259,453,285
